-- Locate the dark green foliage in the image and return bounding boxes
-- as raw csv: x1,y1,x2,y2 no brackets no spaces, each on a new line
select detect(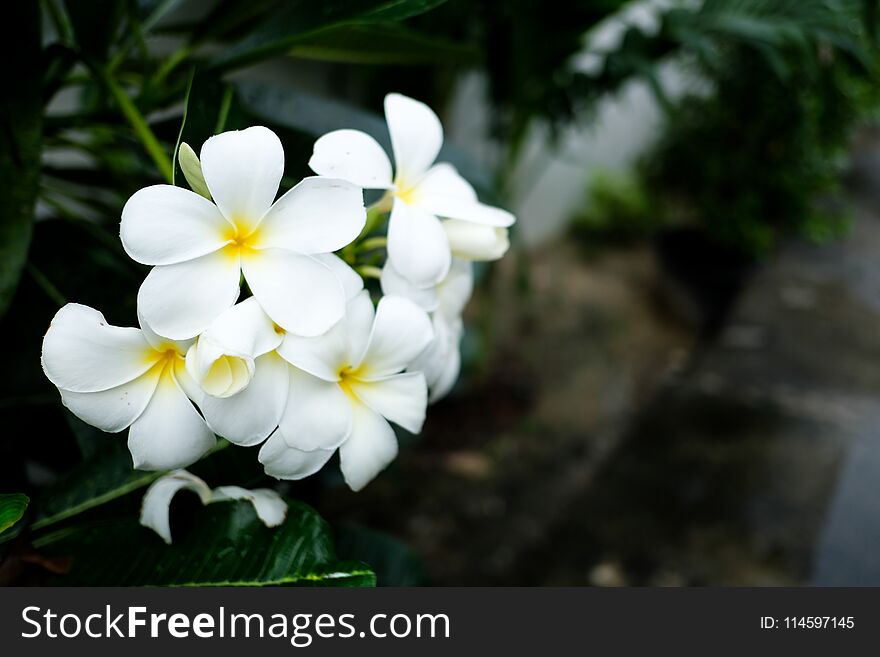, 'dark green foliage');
638,0,879,254
38,498,374,586
571,170,660,248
